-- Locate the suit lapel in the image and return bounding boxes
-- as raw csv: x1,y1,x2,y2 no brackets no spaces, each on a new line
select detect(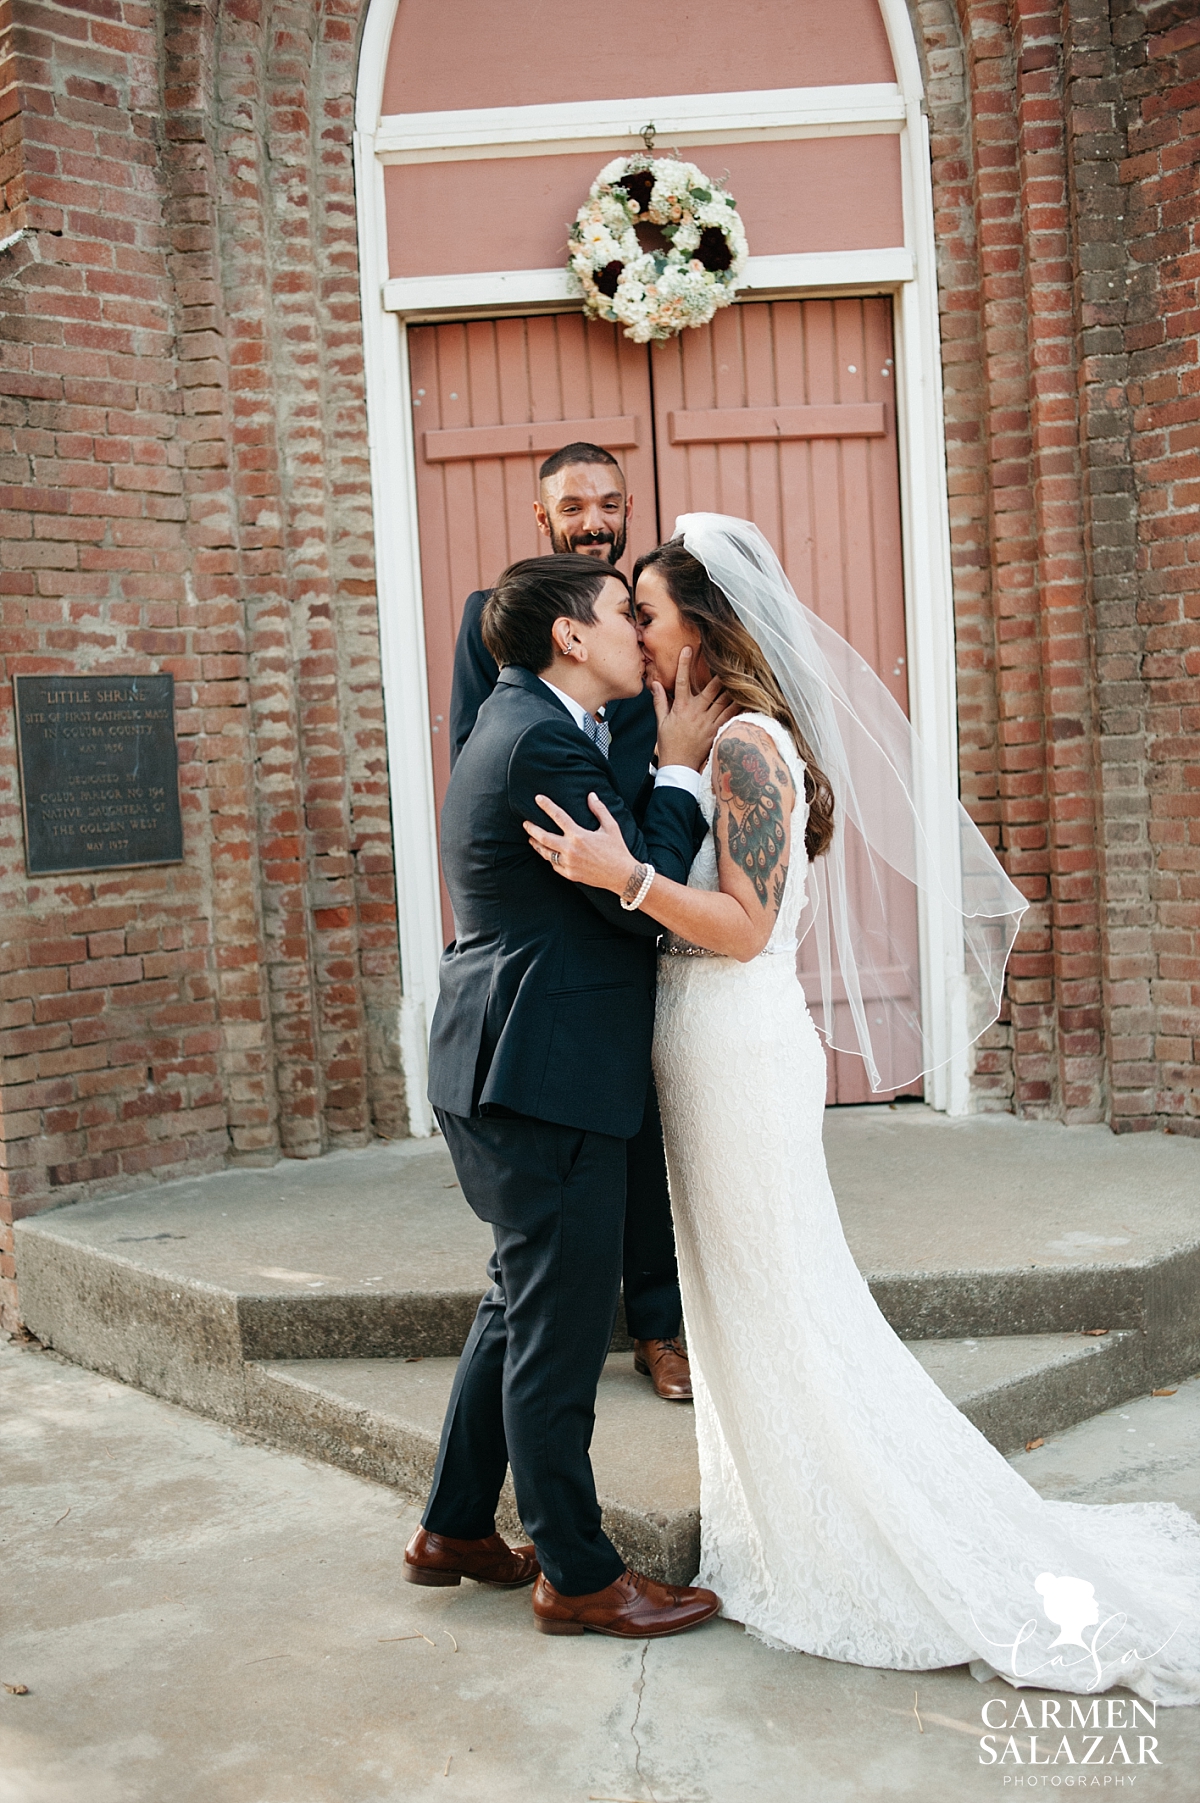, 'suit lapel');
497,665,572,721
